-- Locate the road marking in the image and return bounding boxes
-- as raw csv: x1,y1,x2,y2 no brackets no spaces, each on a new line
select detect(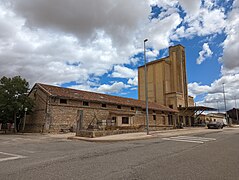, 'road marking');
162,136,216,144
0,152,26,162
171,136,216,141
162,138,204,144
